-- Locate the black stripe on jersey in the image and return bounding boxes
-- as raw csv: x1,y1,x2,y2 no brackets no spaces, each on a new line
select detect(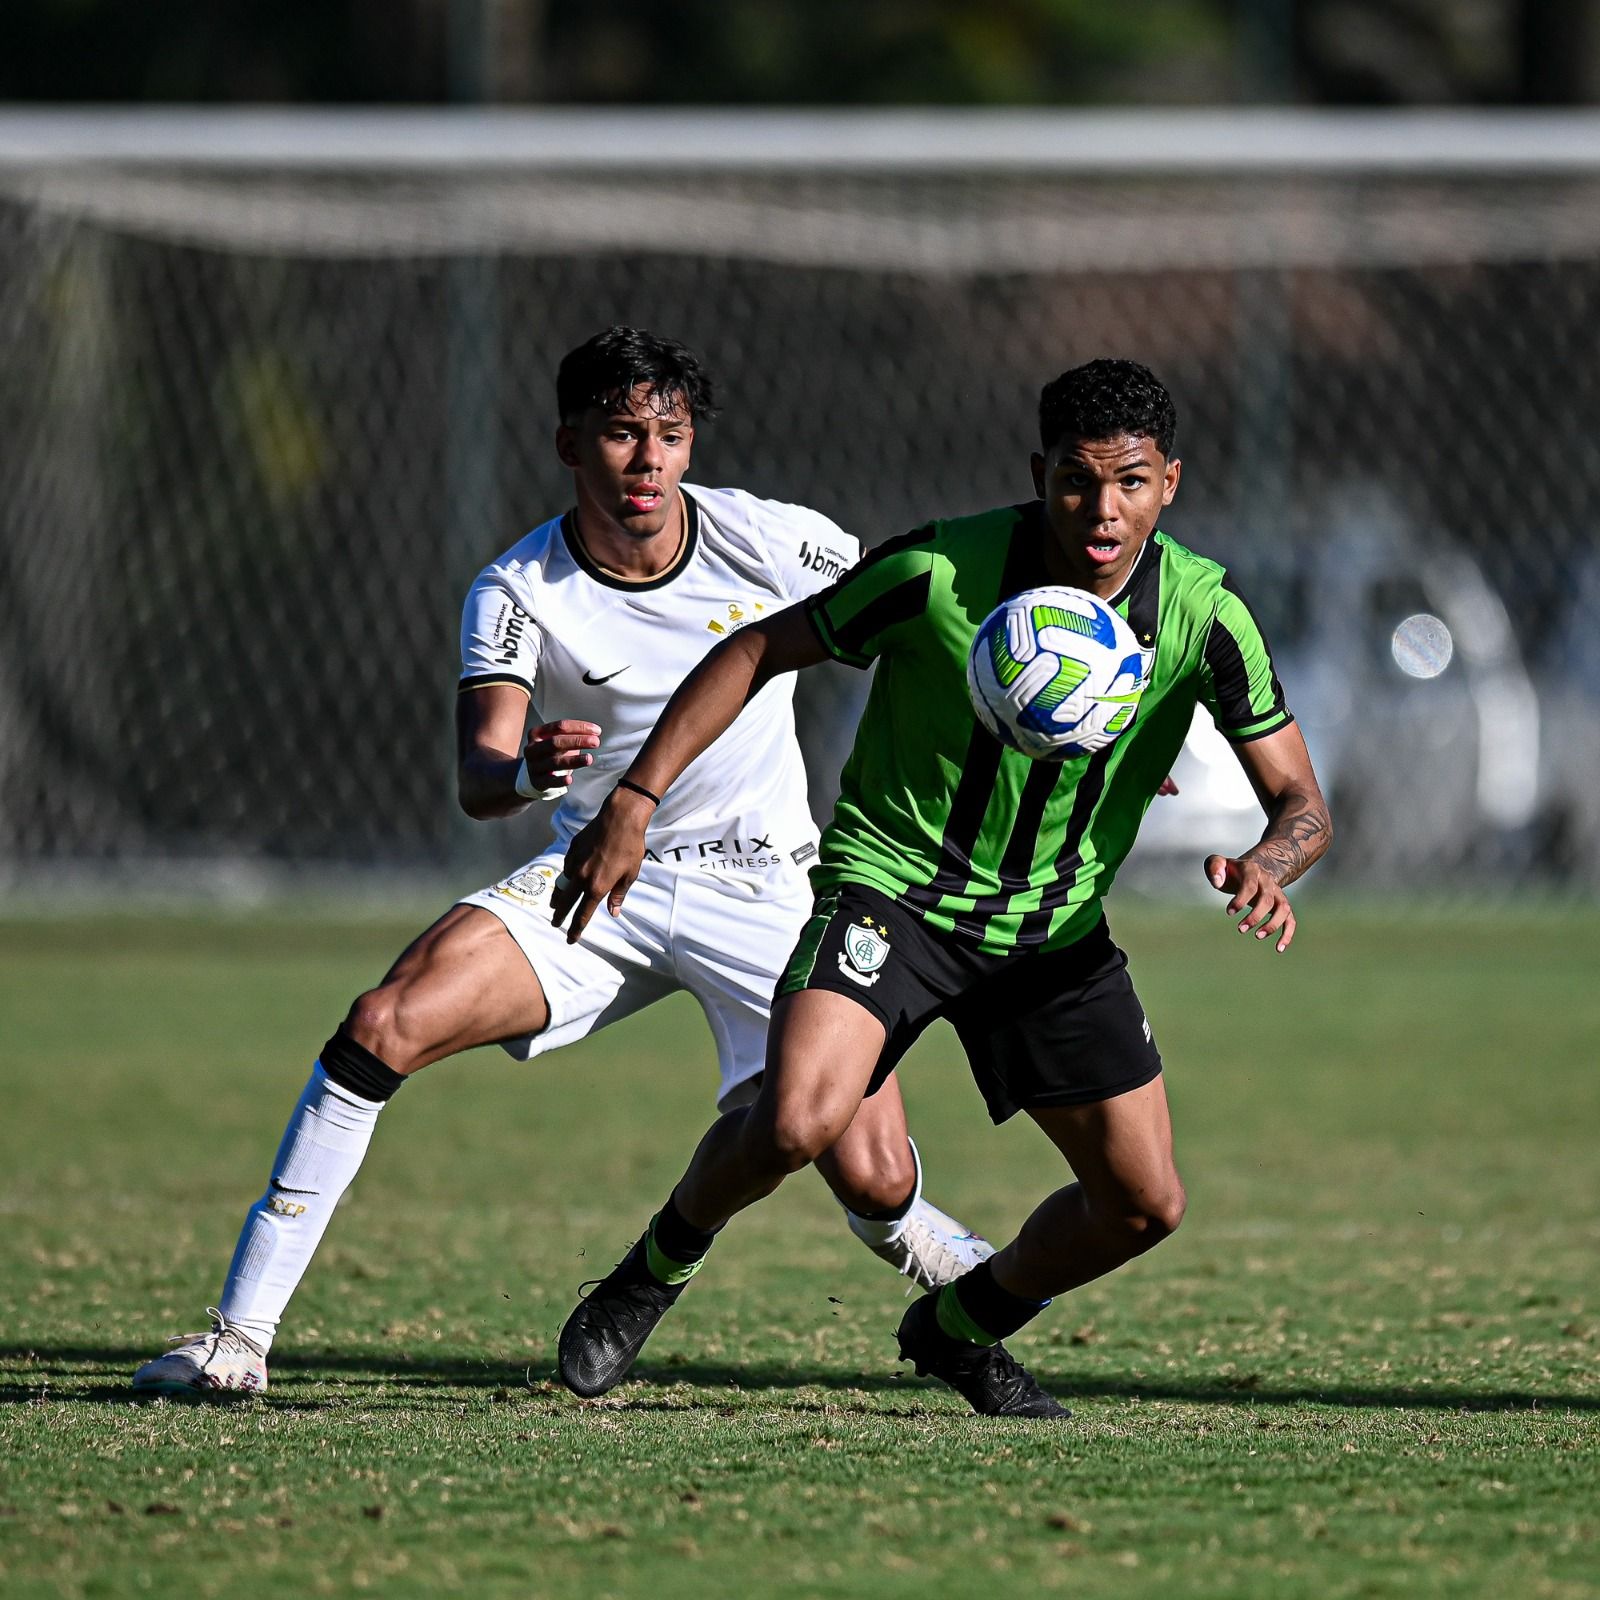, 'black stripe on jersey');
1205,594,1287,734
1117,538,1163,648
926,758,1070,940
969,537,1160,946
1202,611,1254,725
921,507,1049,927
1012,745,1116,947
806,522,939,666
944,759,1064,936
824,569,932,663
560,492,701,592
917,725,1007,934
